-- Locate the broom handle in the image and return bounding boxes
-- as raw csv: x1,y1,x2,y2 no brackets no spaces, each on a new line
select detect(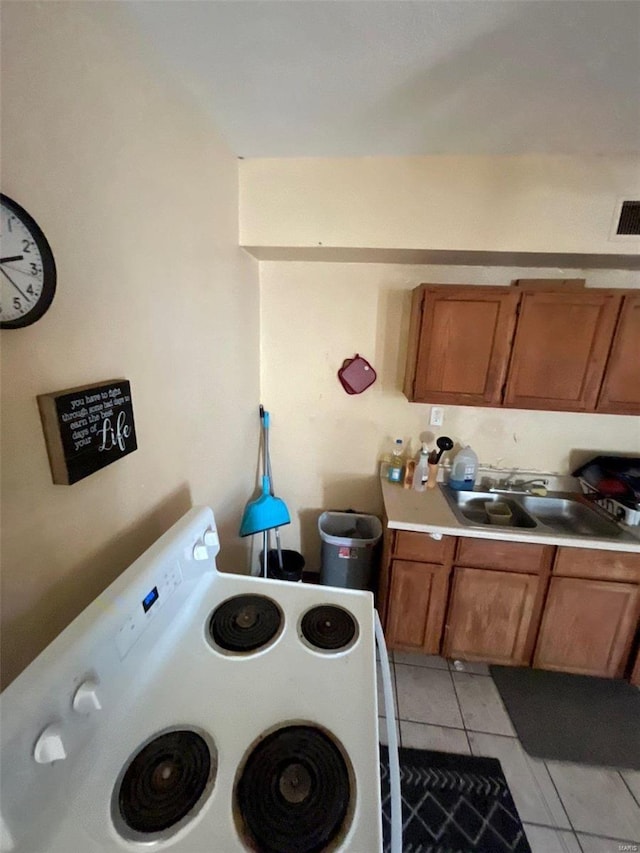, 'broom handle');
262,408,284,572
262,530,268,579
